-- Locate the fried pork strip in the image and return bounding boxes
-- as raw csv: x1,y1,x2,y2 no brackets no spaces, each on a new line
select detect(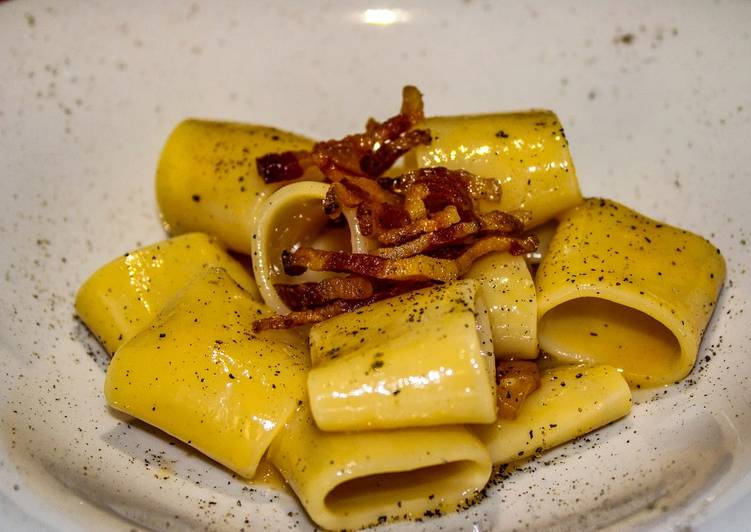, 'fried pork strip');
275,276,374,311
496,360,541,420
256,86,430,183
374,221,480,260
253,280,432,331
377,205,461,246
282,234,538,283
